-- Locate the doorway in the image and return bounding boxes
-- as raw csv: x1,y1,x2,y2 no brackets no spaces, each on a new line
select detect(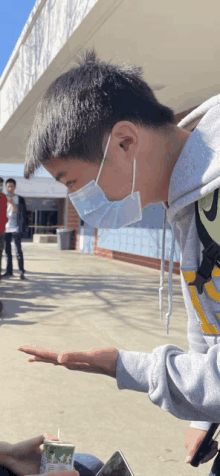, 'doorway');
26,210,58,238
